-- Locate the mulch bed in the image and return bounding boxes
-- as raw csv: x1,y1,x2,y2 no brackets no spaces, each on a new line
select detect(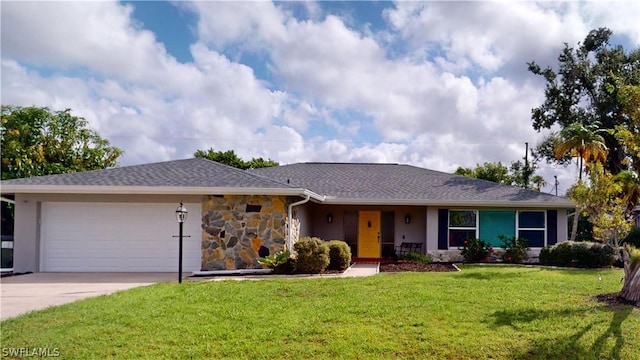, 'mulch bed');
379,262,458,273
594,293,640,310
